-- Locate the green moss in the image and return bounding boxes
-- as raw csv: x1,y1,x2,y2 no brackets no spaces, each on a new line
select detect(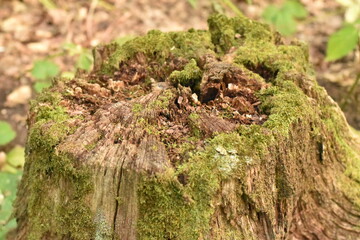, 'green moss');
85,142,97,151
25,150,94,240
132,103,144,115
30,92,67,122
132,90,175,137
148,89,174,110
169,59,202,92
137,148,219,239
17,91,95,240
137,118,160,135
94,212,113,240
188,113,199,121
259,81,313,137
138,126,274,239
234,63,266,84
321,104,360,208
207,14,274,53
102,29,215,75
275,162,293,199
188,113,202,138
